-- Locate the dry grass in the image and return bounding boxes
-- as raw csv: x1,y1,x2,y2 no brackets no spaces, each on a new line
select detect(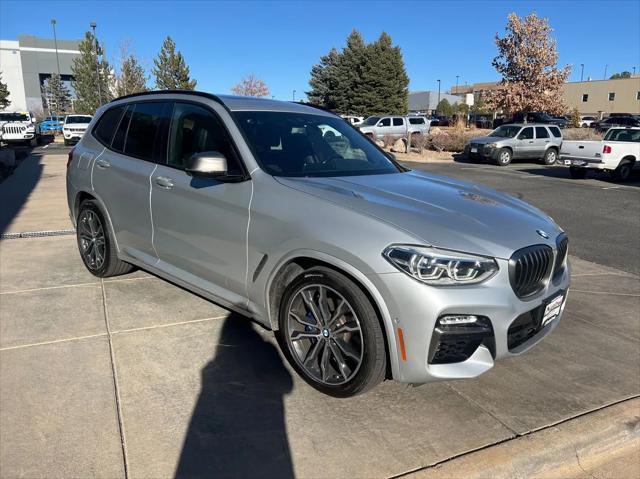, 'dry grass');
427,127,492,152
562,128,603,141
